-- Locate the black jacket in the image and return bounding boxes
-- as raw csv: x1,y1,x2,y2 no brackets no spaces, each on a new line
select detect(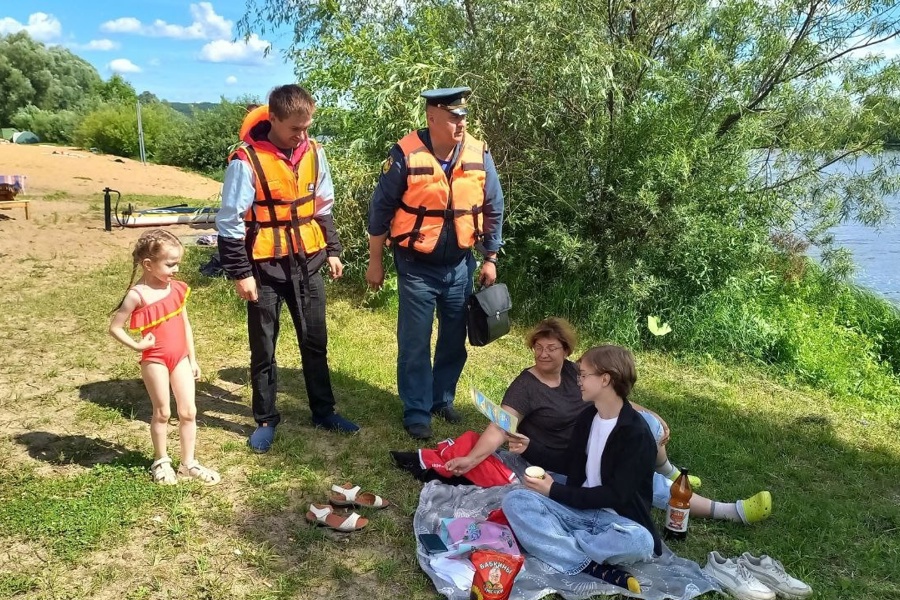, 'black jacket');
546,399,662,556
